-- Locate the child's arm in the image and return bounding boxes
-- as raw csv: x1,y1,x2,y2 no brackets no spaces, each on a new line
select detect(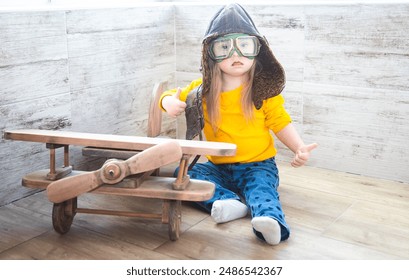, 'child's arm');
161,88,187,118
275,123,318,167
160,78,203,117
